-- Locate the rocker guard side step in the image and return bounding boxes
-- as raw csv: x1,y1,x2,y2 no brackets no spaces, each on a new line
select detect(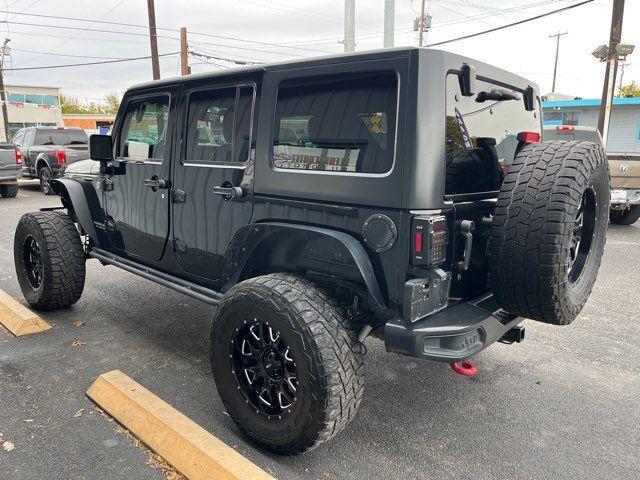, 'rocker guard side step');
384,301,523,363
